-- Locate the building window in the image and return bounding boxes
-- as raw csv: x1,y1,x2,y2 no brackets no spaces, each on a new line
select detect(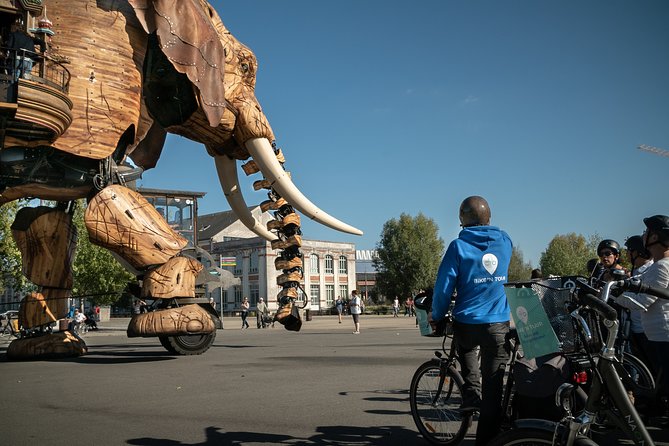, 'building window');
296,286,305,304
249,250,258,274
339,285,349,301
310,254,319,274
324,255,334,274
339,256,348,274
325,284,334,306
250,282,259,305
310,284,320,306
234,253,243,276
234,286,243,305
